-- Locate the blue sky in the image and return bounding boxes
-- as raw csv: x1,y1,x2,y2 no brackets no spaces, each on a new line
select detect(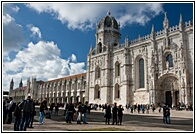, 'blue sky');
2,2,193,91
